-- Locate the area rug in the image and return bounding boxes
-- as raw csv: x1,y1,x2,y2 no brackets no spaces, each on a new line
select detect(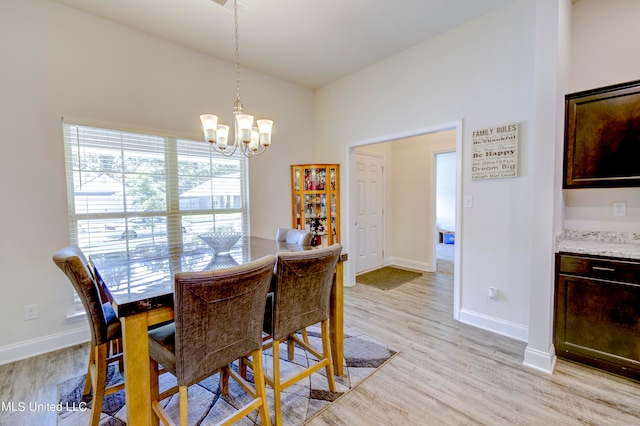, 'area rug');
356,266,422,290
57,328,397,425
